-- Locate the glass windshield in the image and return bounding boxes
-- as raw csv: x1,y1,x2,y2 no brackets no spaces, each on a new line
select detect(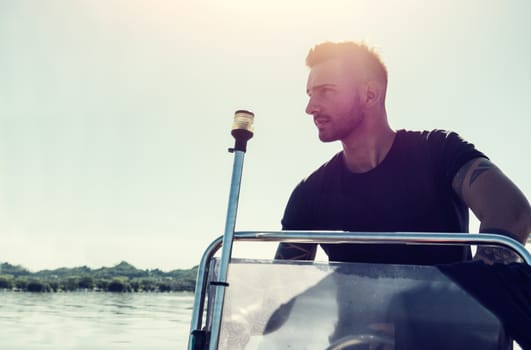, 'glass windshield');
213,259,508,350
